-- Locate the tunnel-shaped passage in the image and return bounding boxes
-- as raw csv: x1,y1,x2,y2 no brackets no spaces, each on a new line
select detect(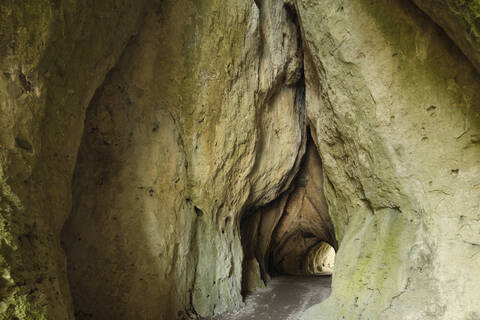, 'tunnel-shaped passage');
305,241,335,275
271,235,335,277
241,131,337,294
